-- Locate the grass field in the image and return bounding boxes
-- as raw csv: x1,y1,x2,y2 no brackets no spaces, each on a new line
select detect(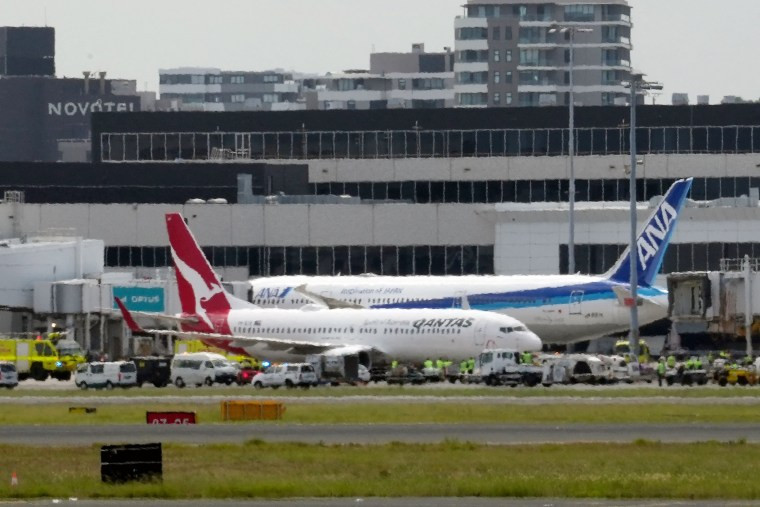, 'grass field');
2,401,760,425
0,440,759,500
4,383,760,398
